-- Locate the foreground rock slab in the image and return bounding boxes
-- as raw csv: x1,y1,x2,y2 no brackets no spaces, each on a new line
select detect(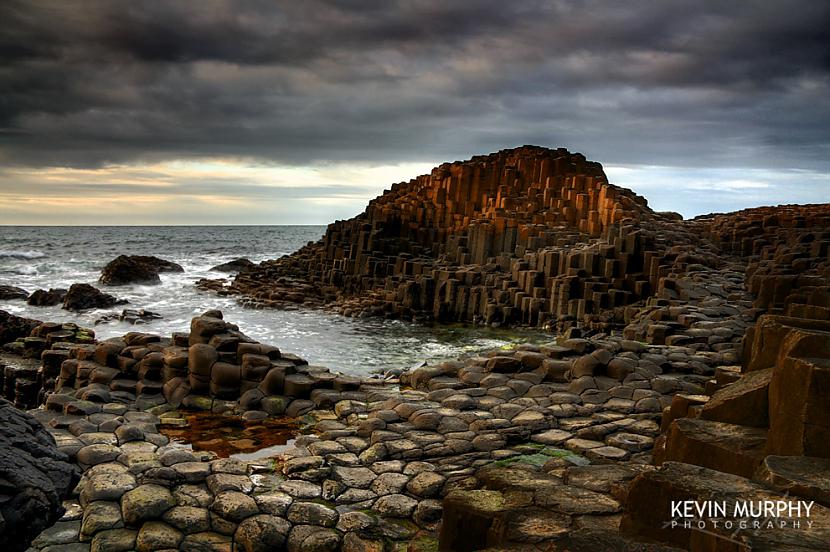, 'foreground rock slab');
0,398,80,551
